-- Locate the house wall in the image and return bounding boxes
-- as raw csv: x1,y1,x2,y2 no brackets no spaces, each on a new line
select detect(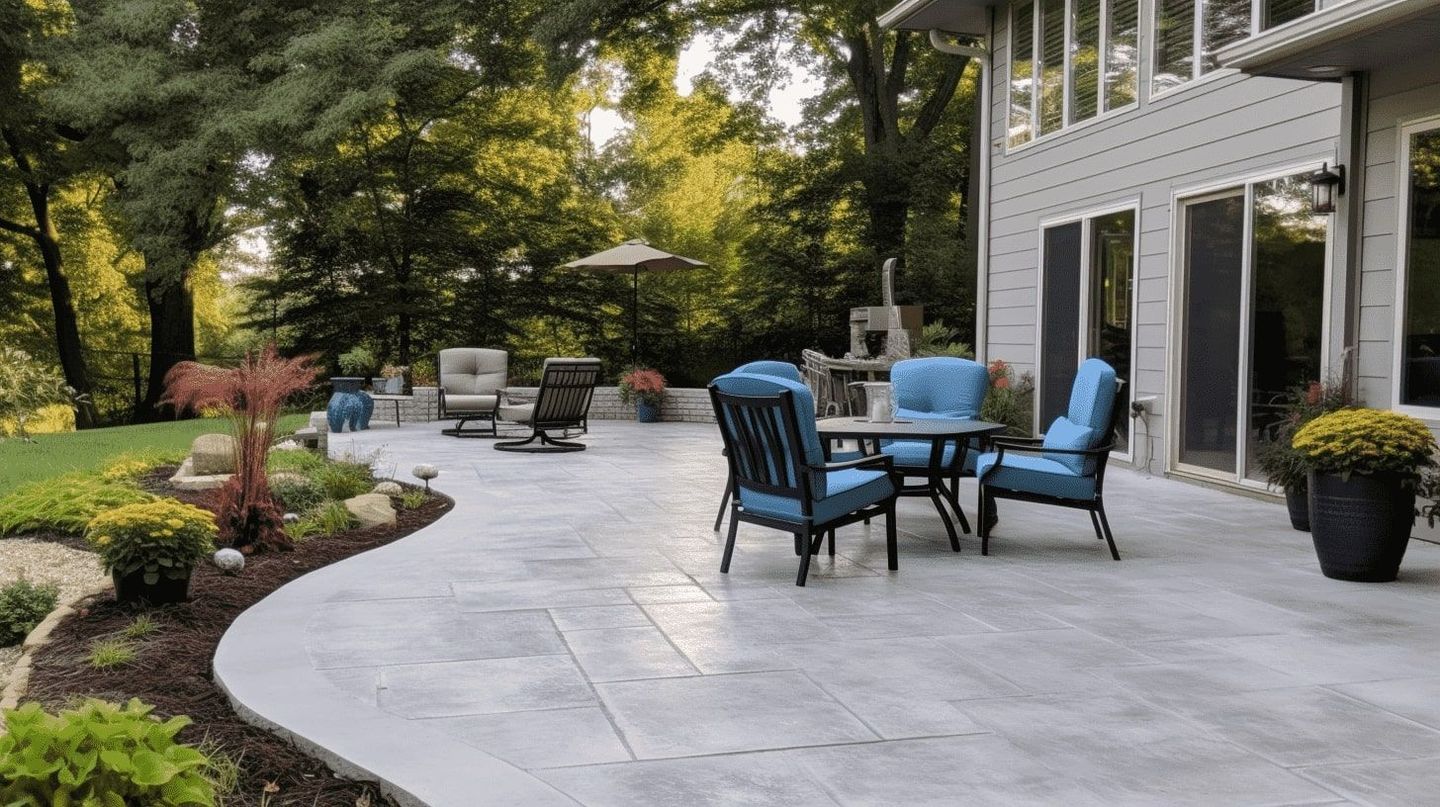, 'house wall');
986,2,1343,476
1354,58,1440,416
